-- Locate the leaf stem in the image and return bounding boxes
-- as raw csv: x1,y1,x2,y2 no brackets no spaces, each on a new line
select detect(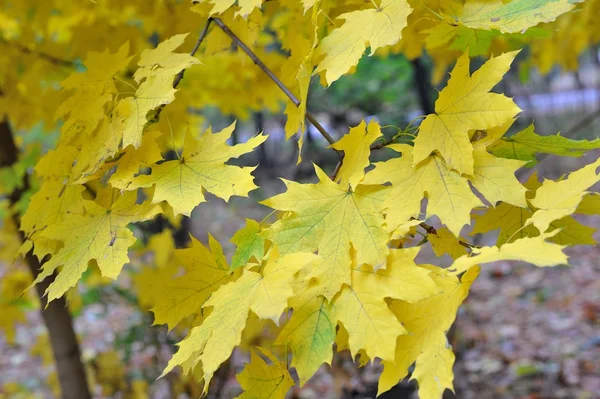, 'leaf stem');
211,17,340,152
173,18,213,89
